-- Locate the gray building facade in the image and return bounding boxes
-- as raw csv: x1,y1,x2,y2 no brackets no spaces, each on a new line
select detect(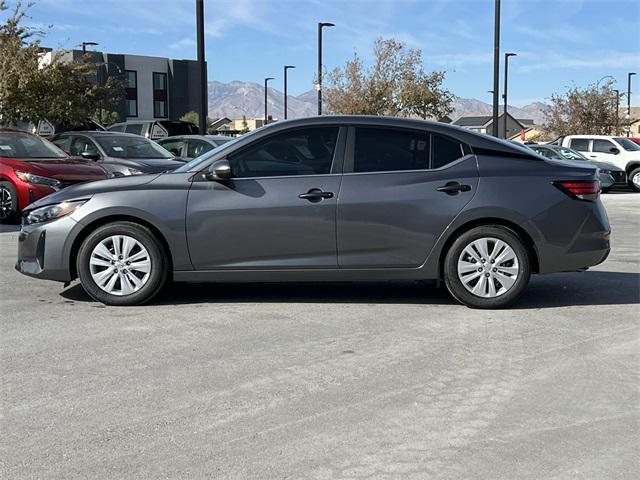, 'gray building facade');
43,49,206,123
